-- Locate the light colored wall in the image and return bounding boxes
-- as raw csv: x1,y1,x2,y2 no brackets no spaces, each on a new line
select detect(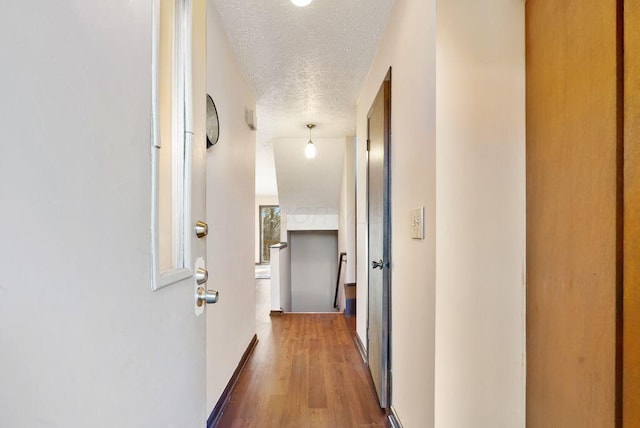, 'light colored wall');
338,136,356,310
434,0,526,426
255,194,279,263
205,2,257,413
356,0,437,425
286,214,339,231
0,0,207,426
356,0,525,426
273,137,345,220
290,231,339,312
340,137,357,285
269,245,289,311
